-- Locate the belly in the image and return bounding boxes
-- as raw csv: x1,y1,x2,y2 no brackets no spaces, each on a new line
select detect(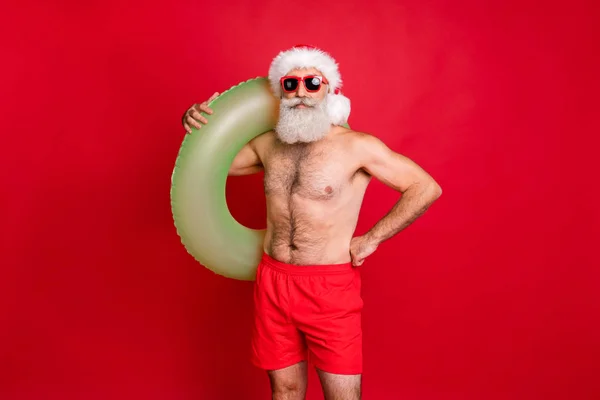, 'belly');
264,194,358,265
